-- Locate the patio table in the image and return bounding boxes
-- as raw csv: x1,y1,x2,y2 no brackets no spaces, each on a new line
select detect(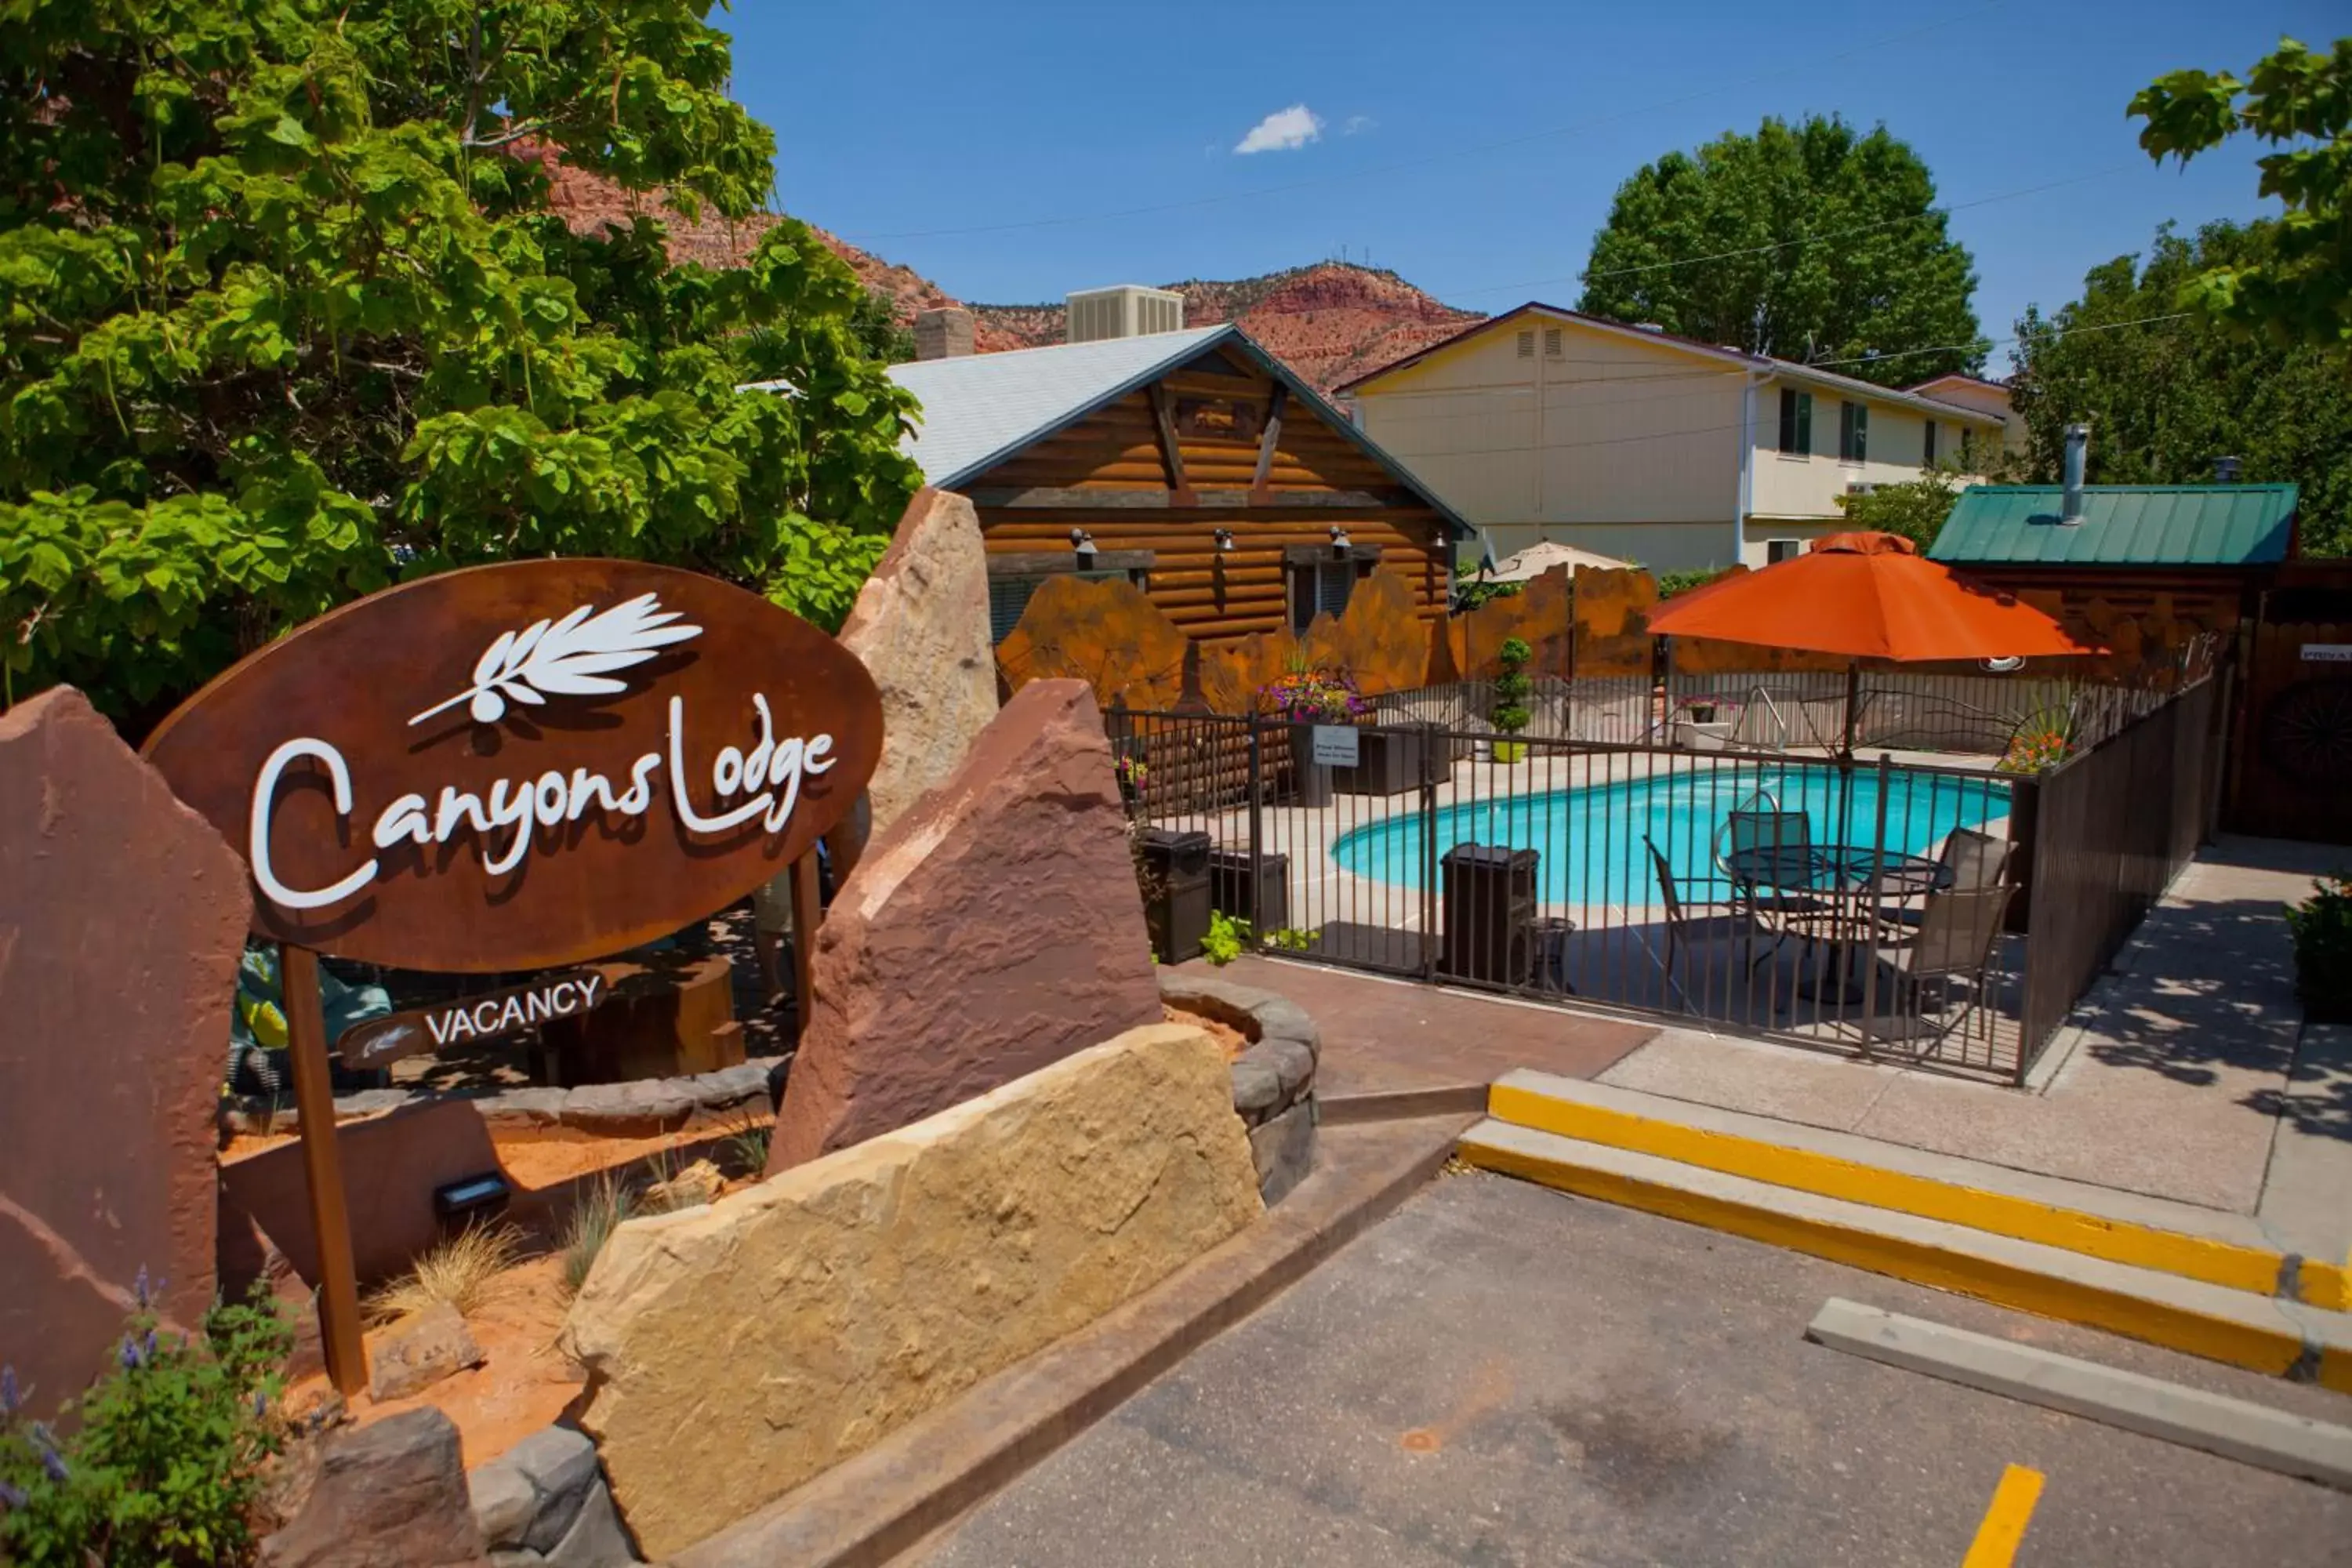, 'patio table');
1725,844,1950,1002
